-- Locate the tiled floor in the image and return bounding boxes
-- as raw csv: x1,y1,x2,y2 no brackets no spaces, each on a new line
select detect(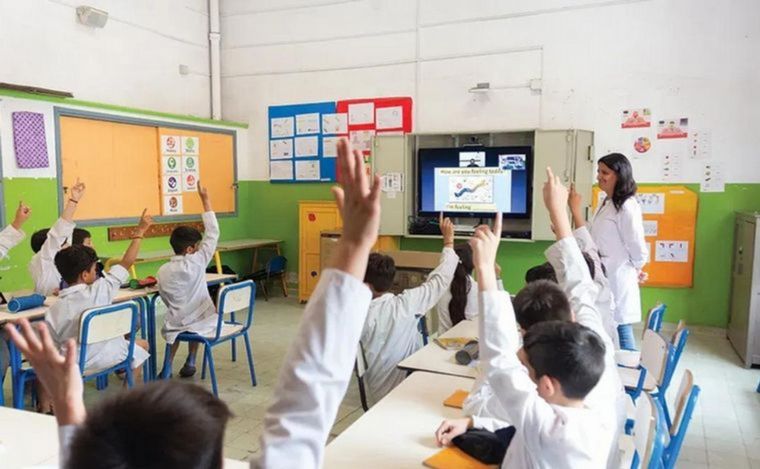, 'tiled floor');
4,295,760,468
